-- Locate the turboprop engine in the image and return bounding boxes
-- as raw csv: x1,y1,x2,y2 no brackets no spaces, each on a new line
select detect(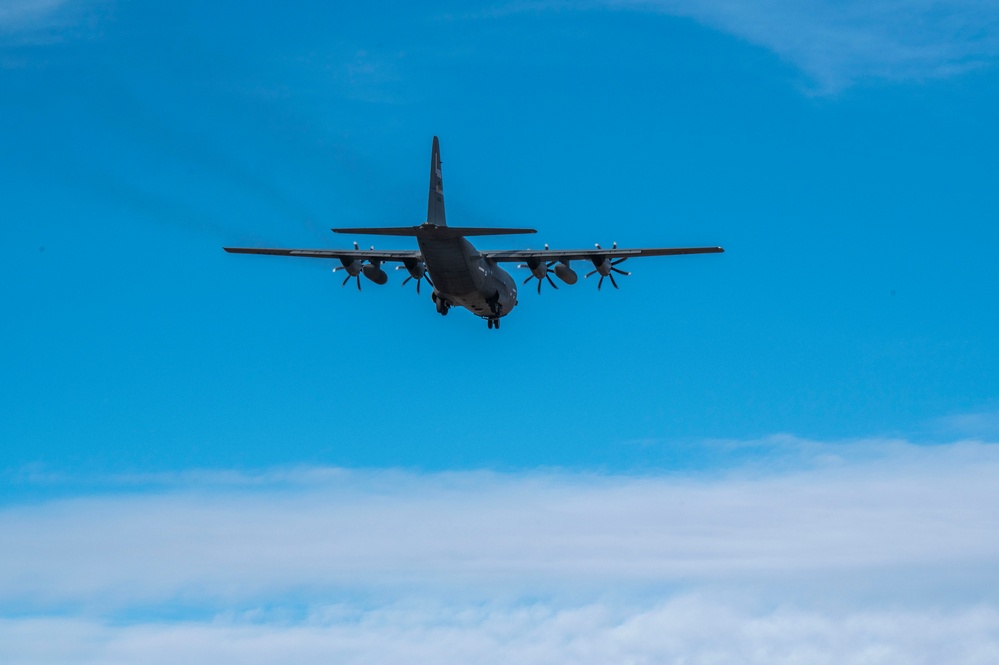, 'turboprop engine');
396,259,433,293
519,245,570,293
584,243,630,290
333,242,387,289
333,258,364,289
